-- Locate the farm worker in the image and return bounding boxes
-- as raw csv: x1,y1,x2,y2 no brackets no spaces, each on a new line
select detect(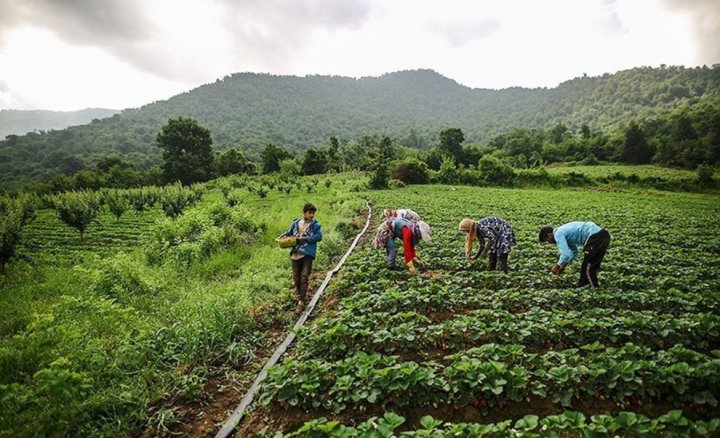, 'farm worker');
539,222,611,288
458,217,516,273
278,203,323,311
382,208,421,223
372,218,431,274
